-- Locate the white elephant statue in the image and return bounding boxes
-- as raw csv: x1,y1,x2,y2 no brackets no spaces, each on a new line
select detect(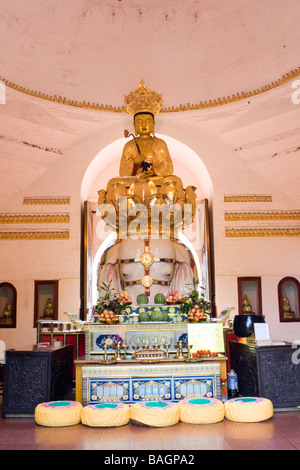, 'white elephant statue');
97,237,198,304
